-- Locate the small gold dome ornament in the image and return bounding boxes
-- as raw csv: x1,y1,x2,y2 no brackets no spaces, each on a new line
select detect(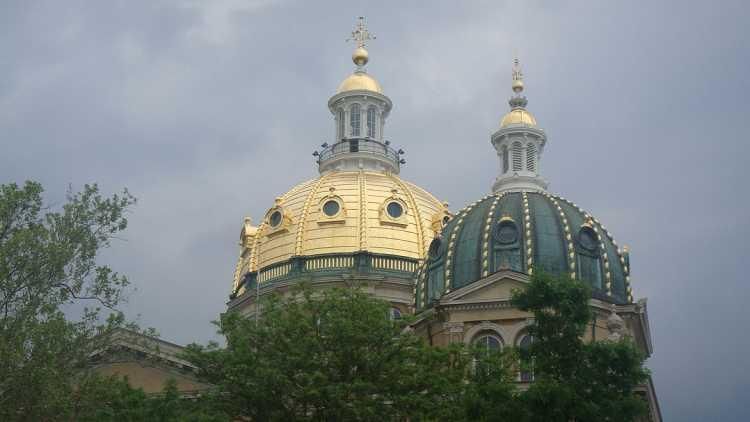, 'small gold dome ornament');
337,72,382,94
352,47,369,66
500,108,537,128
